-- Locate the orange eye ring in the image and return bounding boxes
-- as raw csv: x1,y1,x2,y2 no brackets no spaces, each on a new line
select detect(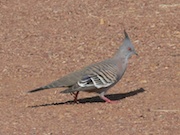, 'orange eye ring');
128,47,132,51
